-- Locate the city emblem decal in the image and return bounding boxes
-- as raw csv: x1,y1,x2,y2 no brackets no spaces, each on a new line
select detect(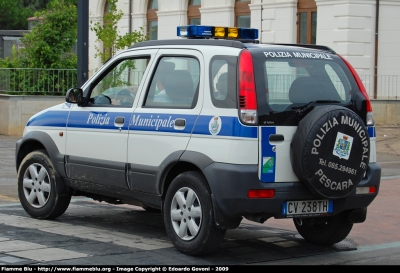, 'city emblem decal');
209,116,222,135
333,132,353,160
